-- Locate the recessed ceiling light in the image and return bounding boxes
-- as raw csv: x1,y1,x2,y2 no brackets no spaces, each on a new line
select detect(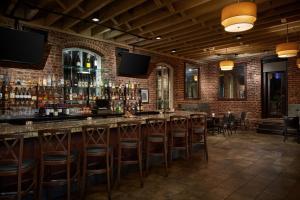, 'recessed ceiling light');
171,49,176,53
92,18,100,22
156,36,161,40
